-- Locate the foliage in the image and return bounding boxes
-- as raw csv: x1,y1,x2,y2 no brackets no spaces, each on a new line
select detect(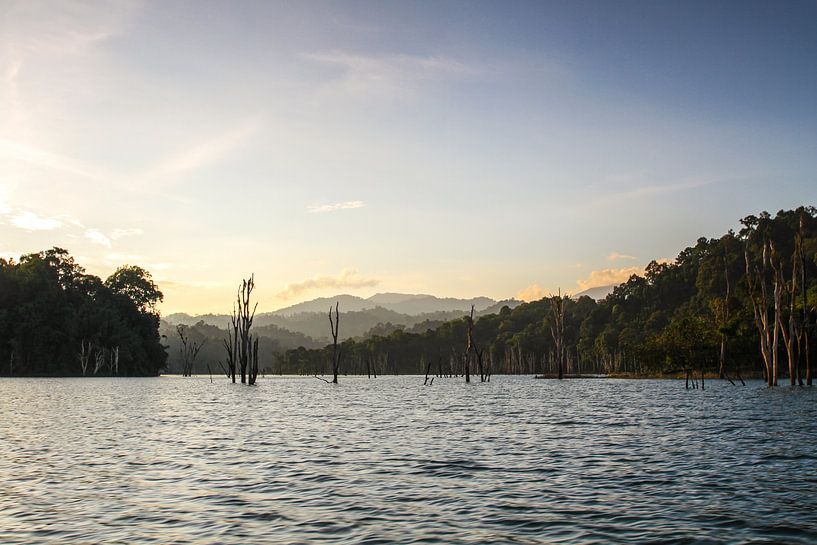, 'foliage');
0,248,167,376
276,207,817,377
